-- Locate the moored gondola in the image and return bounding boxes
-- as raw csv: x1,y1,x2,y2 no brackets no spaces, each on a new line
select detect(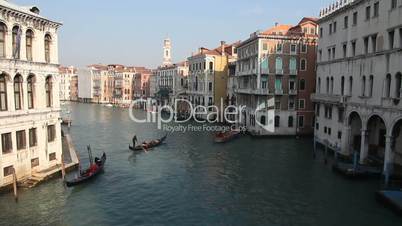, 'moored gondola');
65,152,106,187
214,129,241,143
129,134,167,151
